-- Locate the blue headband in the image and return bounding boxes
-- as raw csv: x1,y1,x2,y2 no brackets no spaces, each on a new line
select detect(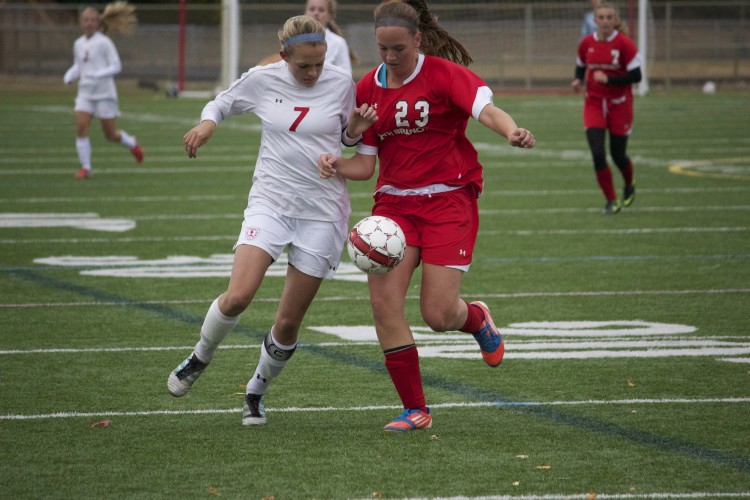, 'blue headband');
283,33,326,46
